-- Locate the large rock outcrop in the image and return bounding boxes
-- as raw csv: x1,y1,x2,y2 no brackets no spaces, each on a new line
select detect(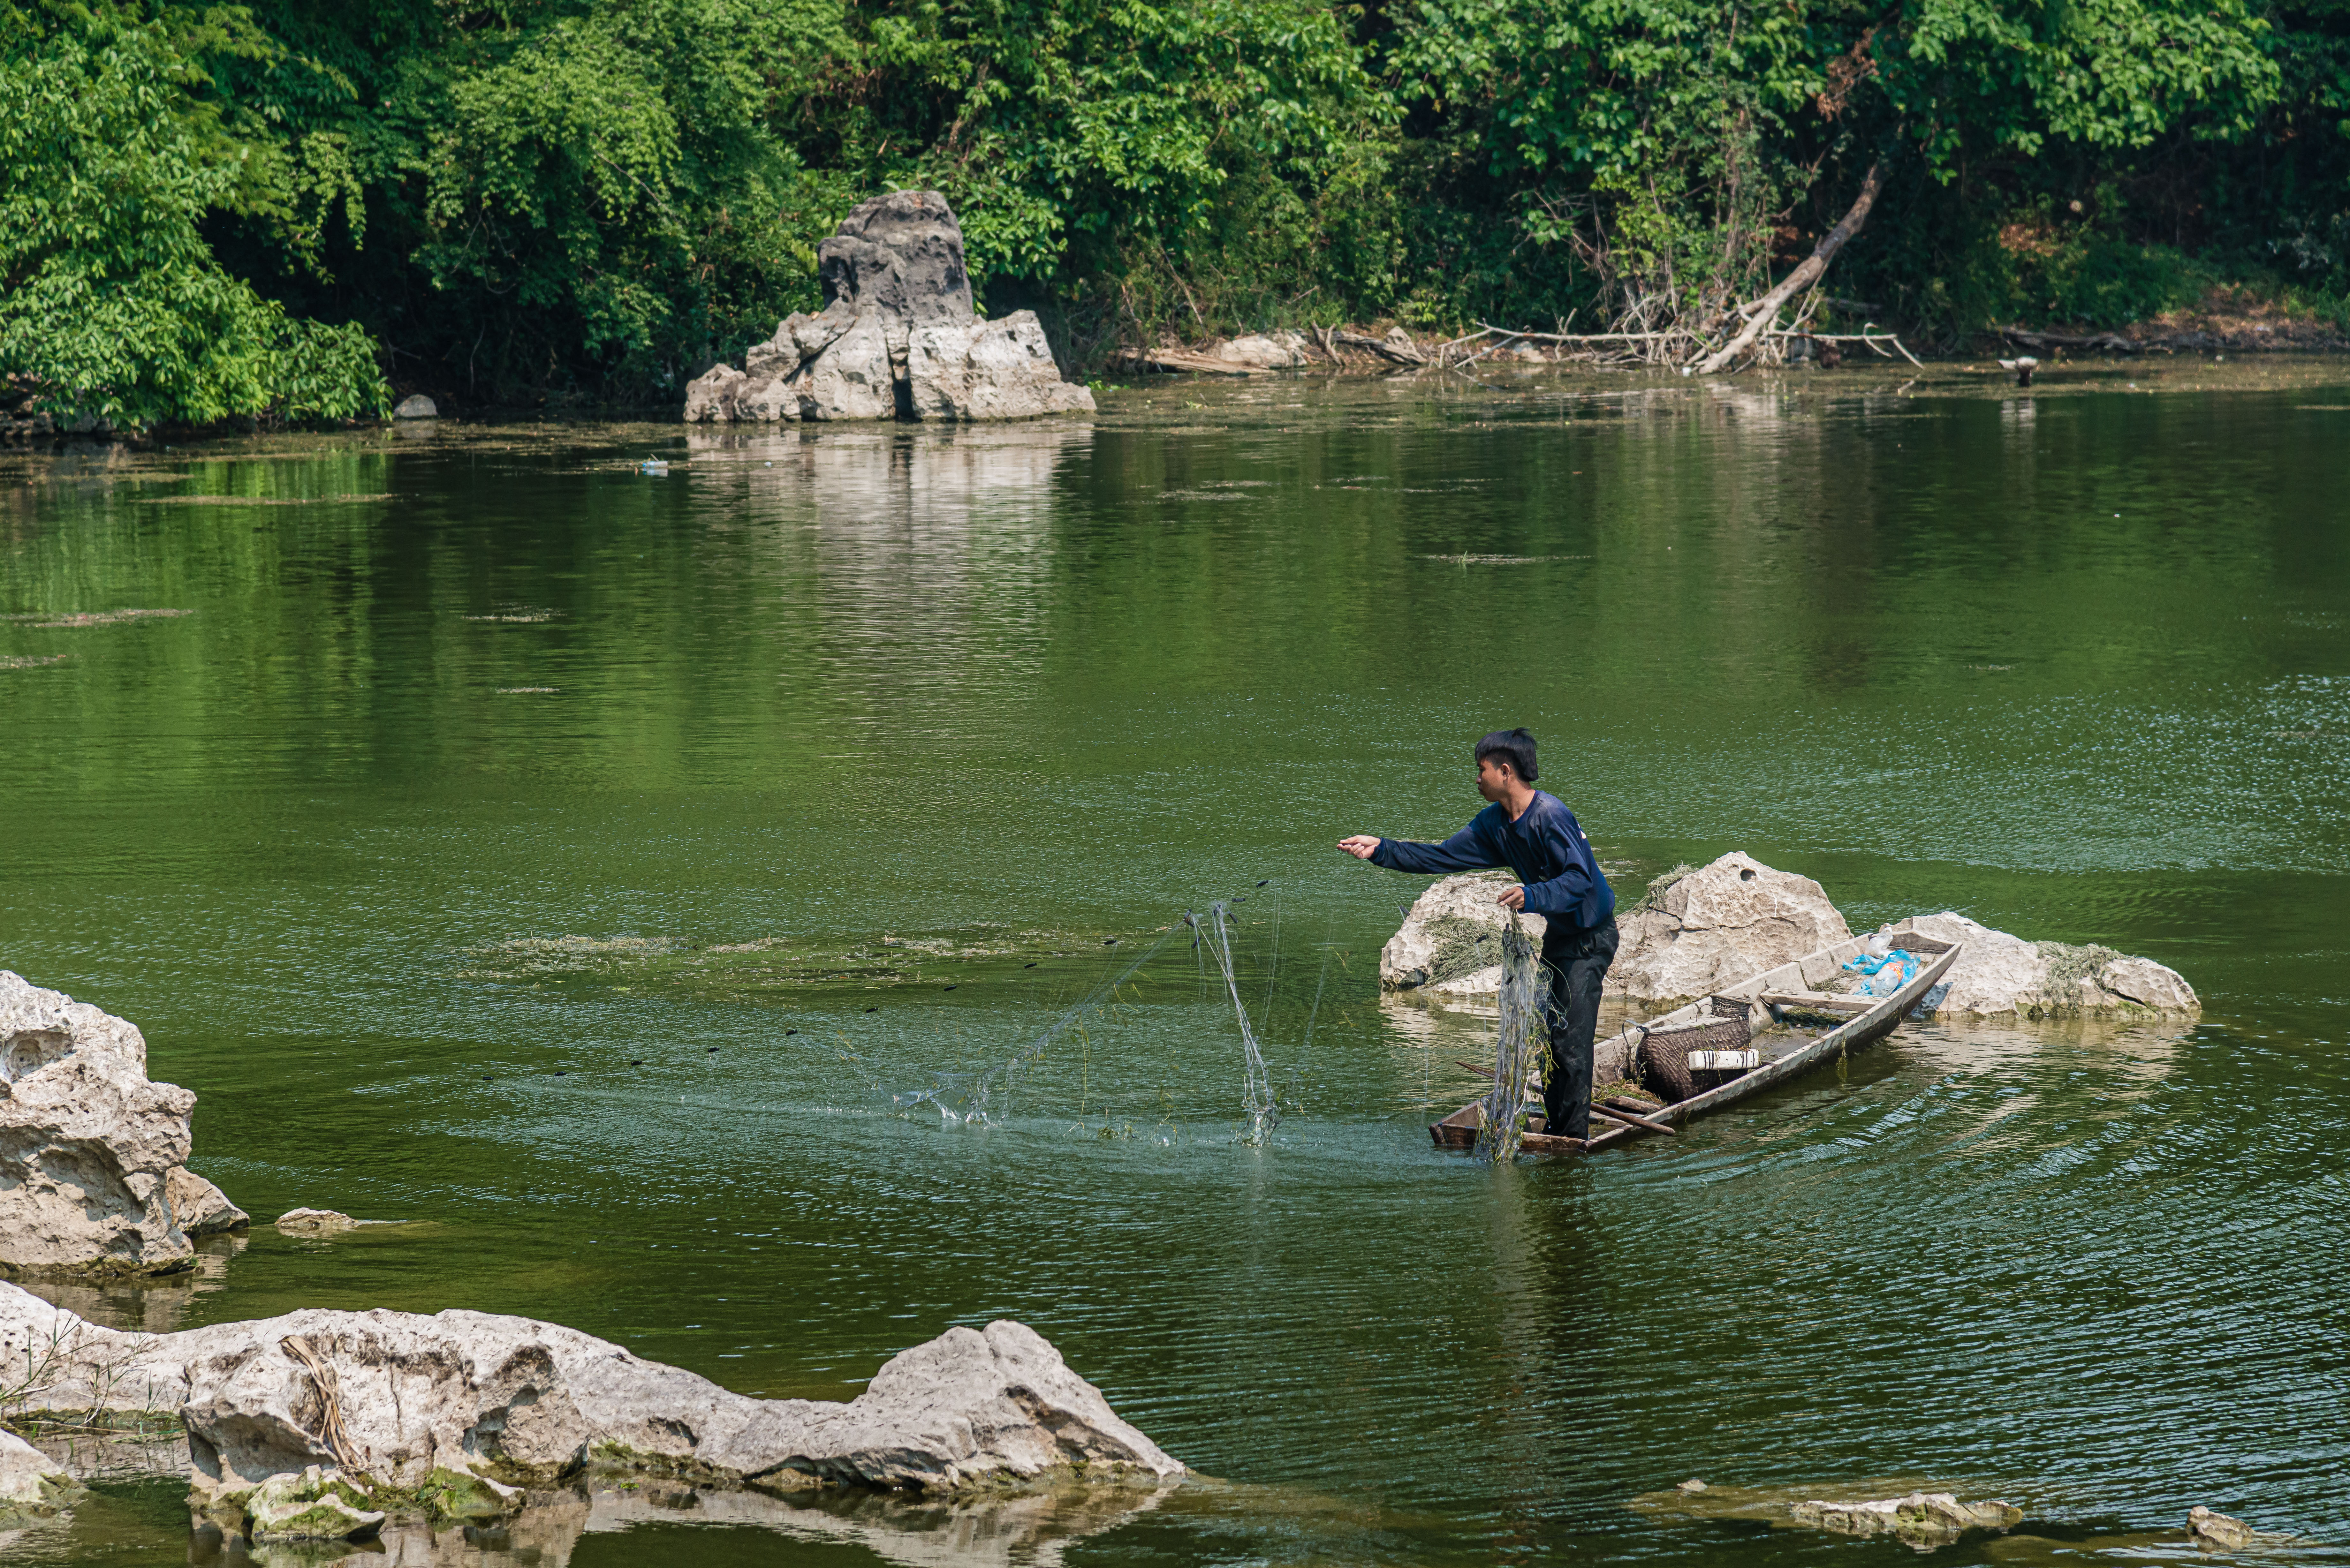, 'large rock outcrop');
685,192,1094,424
0,1283,1181,1509
0,1428,81,1523
1610,853,1852,1006
1870,912,2199,1018
1376,858,2198,1018
0,971,234,1277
